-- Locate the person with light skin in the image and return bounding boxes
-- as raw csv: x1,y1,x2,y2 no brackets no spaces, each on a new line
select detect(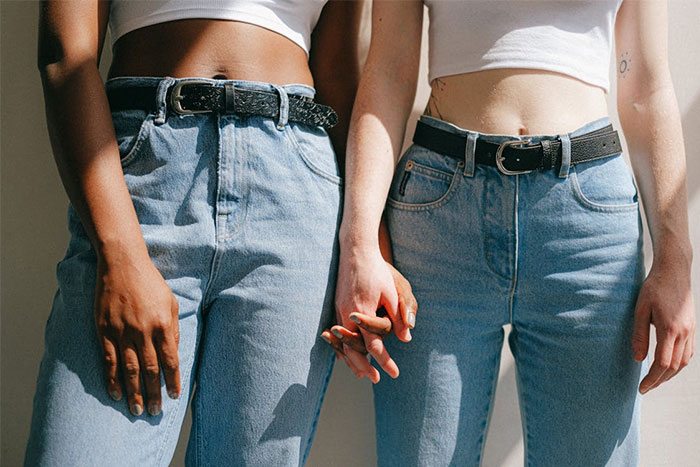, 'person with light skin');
25,0,418,465
329,0,695,465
